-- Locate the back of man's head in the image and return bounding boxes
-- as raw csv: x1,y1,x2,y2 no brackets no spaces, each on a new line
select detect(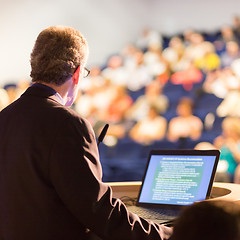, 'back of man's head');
30,26,88,86
171,200,240,240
